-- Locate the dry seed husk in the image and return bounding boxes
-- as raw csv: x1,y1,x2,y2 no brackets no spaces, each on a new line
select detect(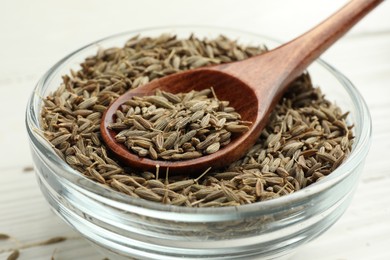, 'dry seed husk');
41,33,354,207
0,233,10,240
7,250,19,260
